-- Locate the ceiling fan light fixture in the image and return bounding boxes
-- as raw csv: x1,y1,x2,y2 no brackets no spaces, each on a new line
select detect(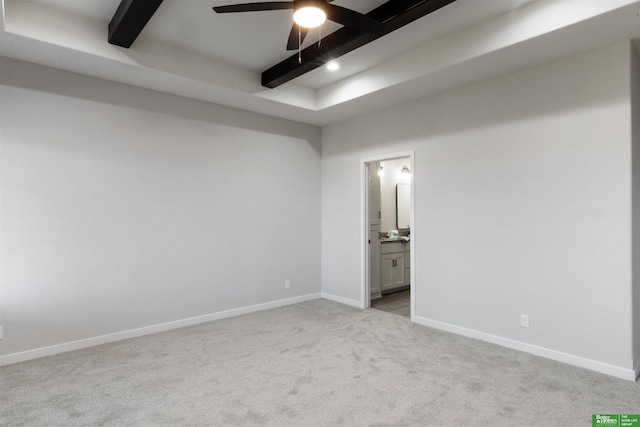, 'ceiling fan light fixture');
293,6,326,28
